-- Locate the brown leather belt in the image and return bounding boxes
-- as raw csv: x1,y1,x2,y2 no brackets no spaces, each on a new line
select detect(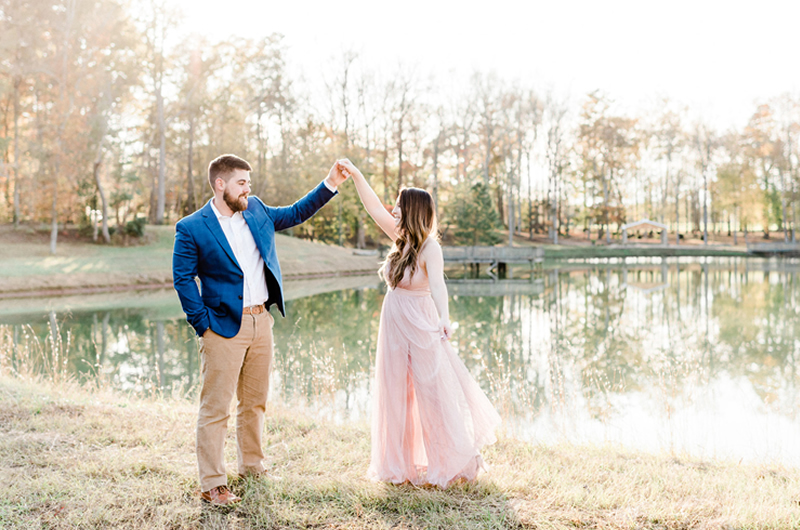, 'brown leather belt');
242,304,265,315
